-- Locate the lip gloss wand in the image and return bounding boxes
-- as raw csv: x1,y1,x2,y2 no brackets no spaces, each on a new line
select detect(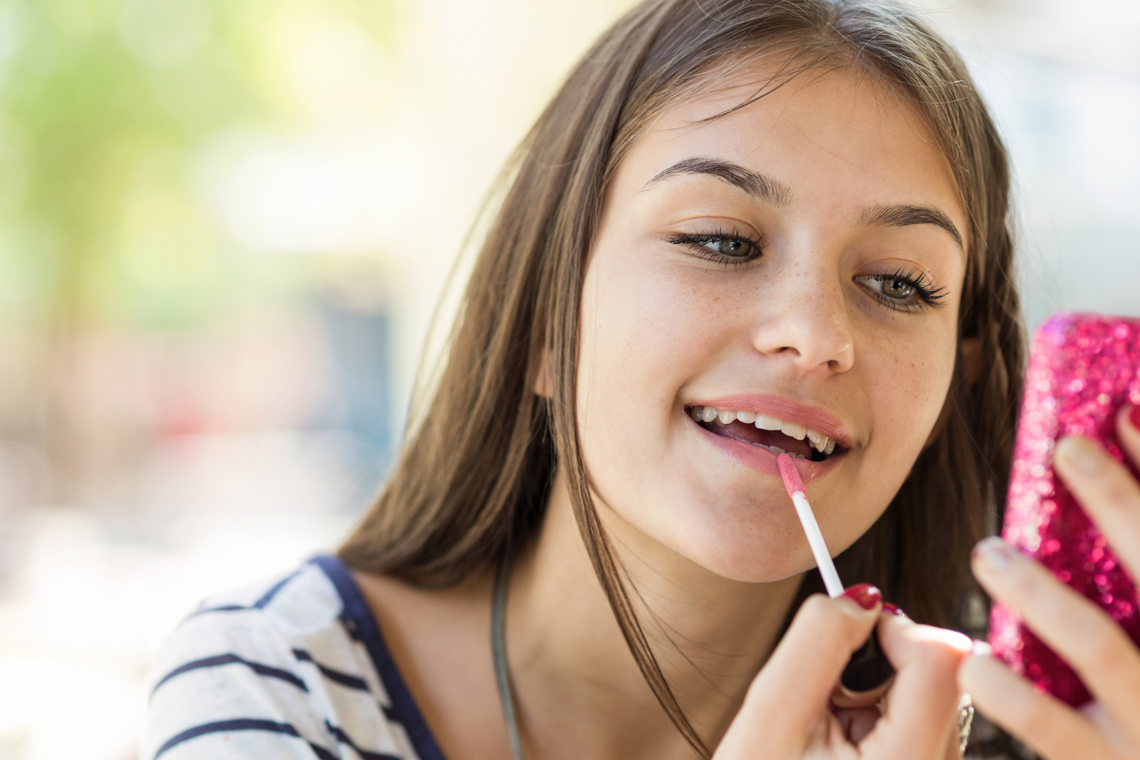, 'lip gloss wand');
776,453,894,691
